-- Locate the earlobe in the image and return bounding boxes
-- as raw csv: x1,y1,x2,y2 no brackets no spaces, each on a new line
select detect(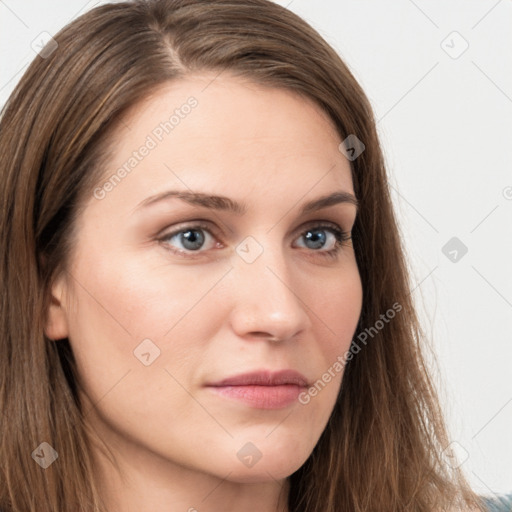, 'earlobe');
44,274,70,341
